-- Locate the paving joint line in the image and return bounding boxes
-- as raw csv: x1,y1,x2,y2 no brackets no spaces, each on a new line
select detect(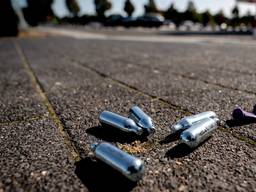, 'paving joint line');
115,57,256,96
68,58,190,115
204,64,255,77
36,44,255,146
46,38,256,96
173,72,256,95
46,30,256,78
52,32,256,79
14,40,81,162
219,127,256,145
65,57,256,146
